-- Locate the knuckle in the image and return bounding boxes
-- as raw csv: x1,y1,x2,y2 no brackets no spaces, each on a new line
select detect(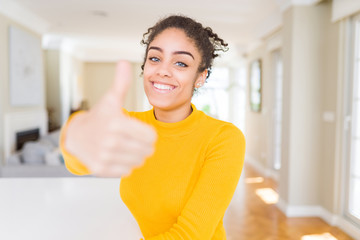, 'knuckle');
140,144,150,153
98,150,113,164
123,154,140,166
107,121,118,132
102,138,117,151
108,117,124,132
